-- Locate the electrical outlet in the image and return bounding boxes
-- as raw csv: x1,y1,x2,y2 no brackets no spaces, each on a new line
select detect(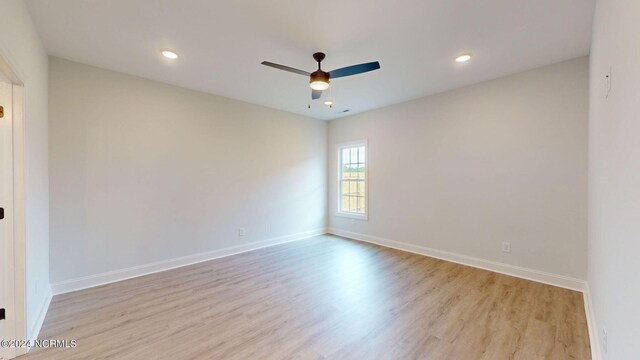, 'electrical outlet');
238,228,245,237
602,328,608,354
501,242,511,253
